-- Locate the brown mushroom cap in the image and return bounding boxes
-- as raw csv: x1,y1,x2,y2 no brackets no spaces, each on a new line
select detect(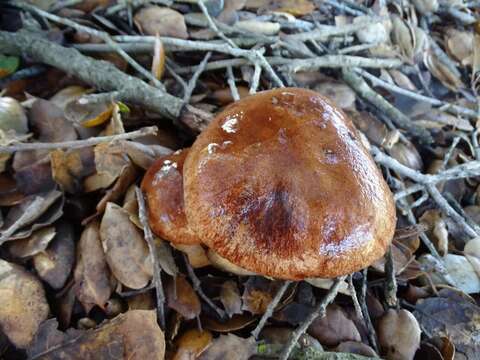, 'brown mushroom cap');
183,88,396,280
141,149,202,245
